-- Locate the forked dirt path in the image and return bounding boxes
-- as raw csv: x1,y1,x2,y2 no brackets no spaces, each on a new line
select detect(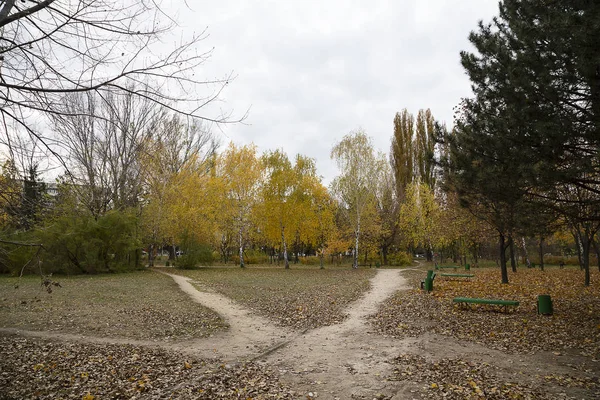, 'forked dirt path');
258,269,412,399
162,273,296,360
164,270,595,399
167,269,411,399
0,270,404,367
